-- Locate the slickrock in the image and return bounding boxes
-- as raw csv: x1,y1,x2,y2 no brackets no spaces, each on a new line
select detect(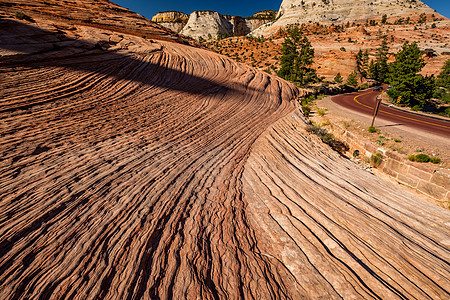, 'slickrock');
252,0,443,36
0,1,449,299
243,110,450,298
0,0,182,43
